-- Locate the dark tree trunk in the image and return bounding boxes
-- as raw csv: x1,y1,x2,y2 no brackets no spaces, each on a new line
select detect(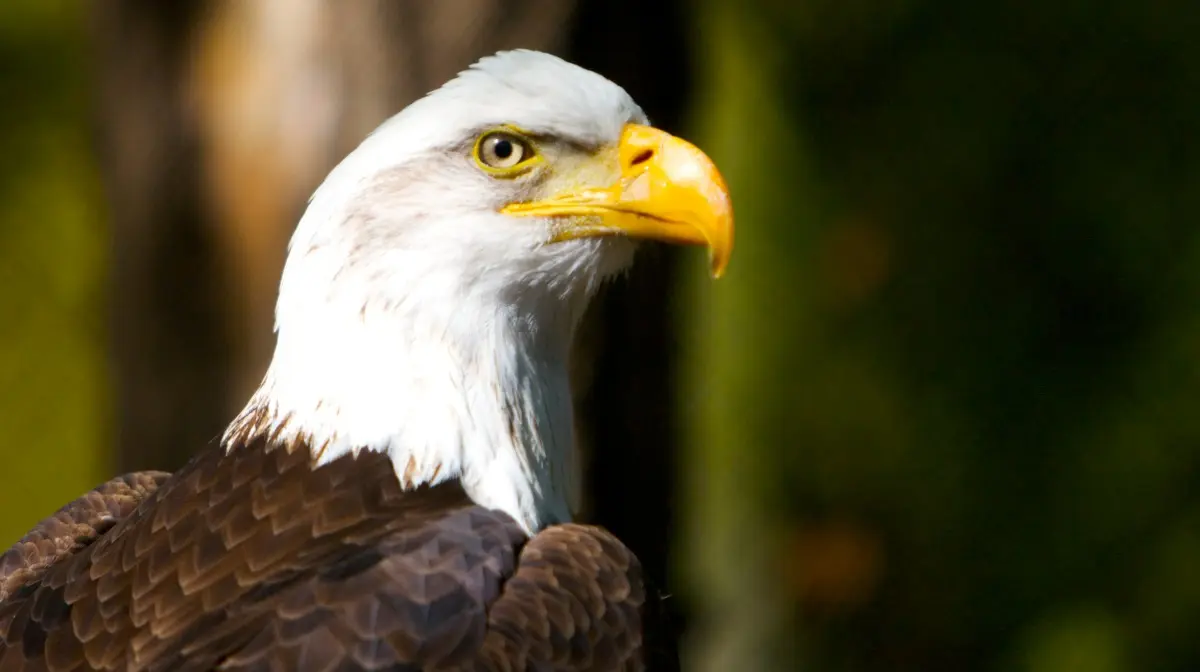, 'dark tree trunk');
91,1,229,473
